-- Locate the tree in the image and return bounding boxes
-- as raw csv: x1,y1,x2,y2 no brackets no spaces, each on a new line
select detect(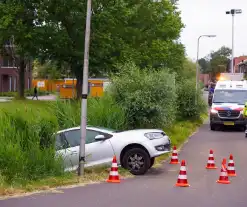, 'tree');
0,0,42,98
198,58,210,74
36,0,185,98
209,46,231,75
33,59,68,79
198,46,232,77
